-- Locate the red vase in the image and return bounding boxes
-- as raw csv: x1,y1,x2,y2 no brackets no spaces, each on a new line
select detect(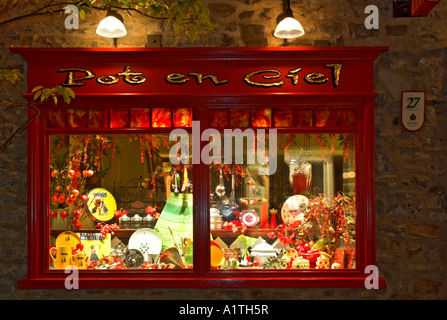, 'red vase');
292,161,312,195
